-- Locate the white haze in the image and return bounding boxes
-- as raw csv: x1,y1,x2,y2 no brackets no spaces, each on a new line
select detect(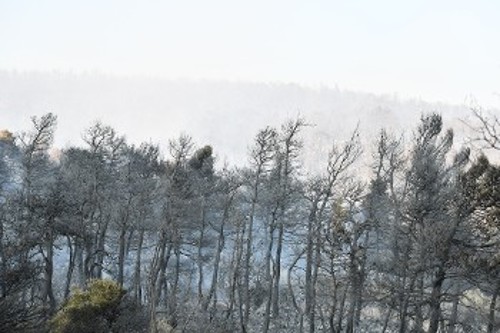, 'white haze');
0,71,477,172
1,1,500,108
